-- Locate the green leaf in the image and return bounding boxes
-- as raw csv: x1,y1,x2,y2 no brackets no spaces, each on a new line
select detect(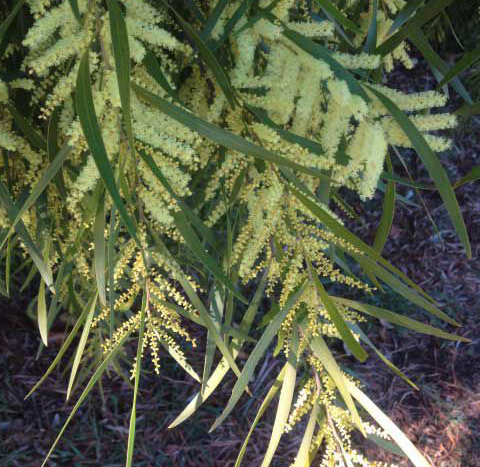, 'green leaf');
305,256,368,362
25,298,92,399
0,182,54,290
94,191,106,306
201,0,230,40
348,322,418,389
292,401,321,467
137,149,214,244
305,327,365,435
260,327,298,467
67,0,82,24
37,275,48,346
143,51,183,105
0,0,26,59
334,297,468,341
7,104,47,152
288,185,435,303
366,85,471,259
210,283,306,432
41,325,133,467
126,288,147,467
47,108,67,199
375,0,456,56
169,267,270,428
67,292,98,400
315,0,362,34
8,145,70,242
173,211,247,304
76,51,142,251
386,0,424,35
133,84,330,181
235,364,287,467
364,0,378,52
353,251,459,326
454,102,480,116
164,2,237,108
367,433,407,457
154,236,242,380
346,381,434,467
374,155,395,255
106,0,135,159
454,165,480,189
409,29,472,104
380,171,434,190
438,45,480,89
